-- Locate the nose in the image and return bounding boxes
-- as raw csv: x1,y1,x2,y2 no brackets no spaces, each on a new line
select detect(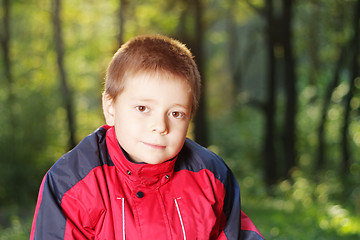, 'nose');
151,114,169,135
